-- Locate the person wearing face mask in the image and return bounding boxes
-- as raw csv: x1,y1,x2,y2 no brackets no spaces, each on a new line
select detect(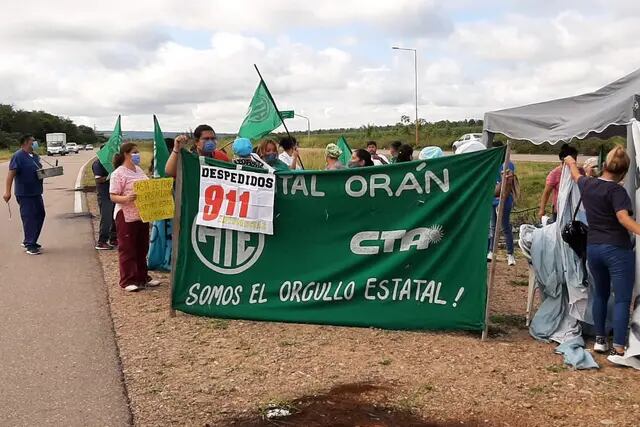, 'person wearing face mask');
110,143,157,292
165,124,229,177
348,149,374,168
257,139,289,171
3,134,46,255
